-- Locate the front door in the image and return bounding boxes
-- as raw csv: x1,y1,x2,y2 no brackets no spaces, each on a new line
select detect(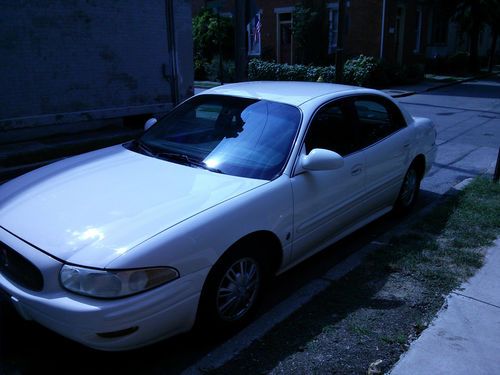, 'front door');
290,99,366,264
277,12,293,64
